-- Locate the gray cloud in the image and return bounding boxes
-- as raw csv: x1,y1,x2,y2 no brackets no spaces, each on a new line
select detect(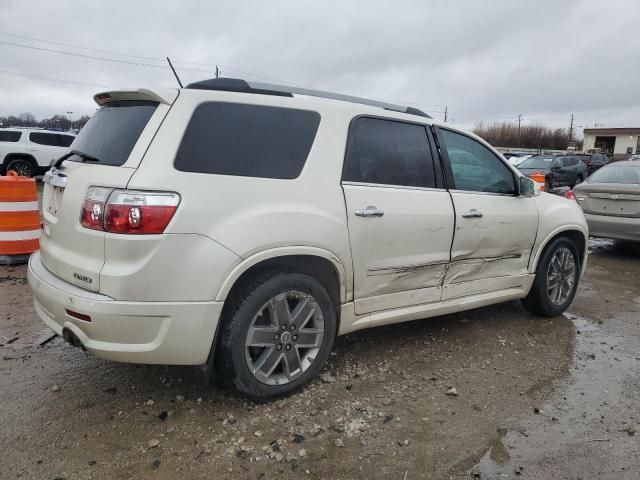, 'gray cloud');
1,0,639,135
